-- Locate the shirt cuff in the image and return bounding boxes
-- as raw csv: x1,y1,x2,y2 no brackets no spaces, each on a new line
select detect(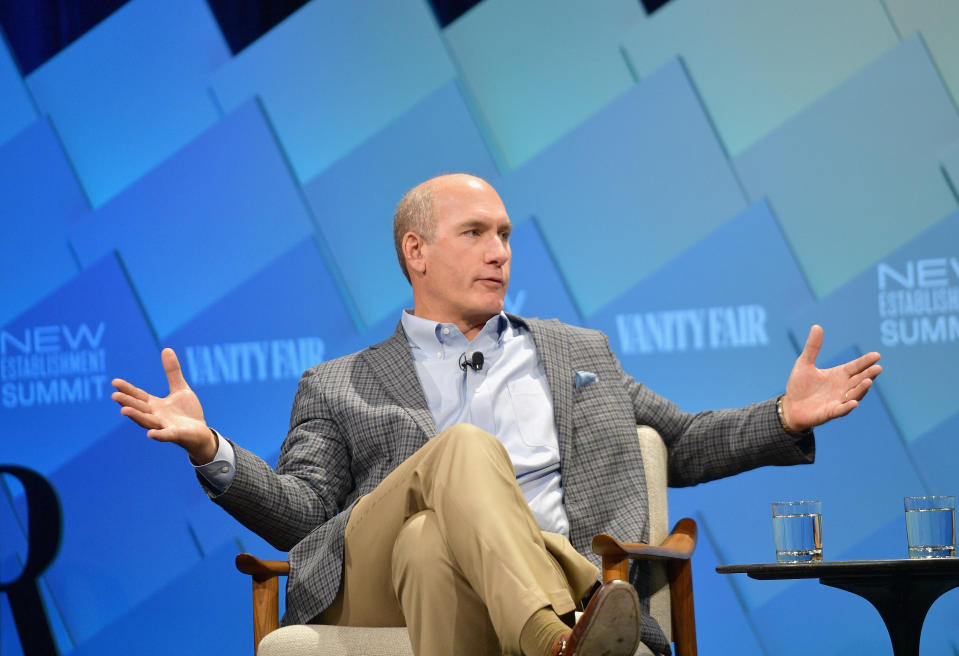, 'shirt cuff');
194,429,237,494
